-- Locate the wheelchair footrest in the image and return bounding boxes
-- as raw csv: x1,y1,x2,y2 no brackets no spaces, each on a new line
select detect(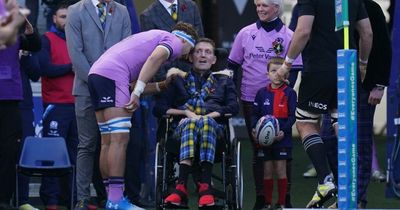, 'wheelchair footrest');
212,189,225,199
164,203,189,209
199,205,223,210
